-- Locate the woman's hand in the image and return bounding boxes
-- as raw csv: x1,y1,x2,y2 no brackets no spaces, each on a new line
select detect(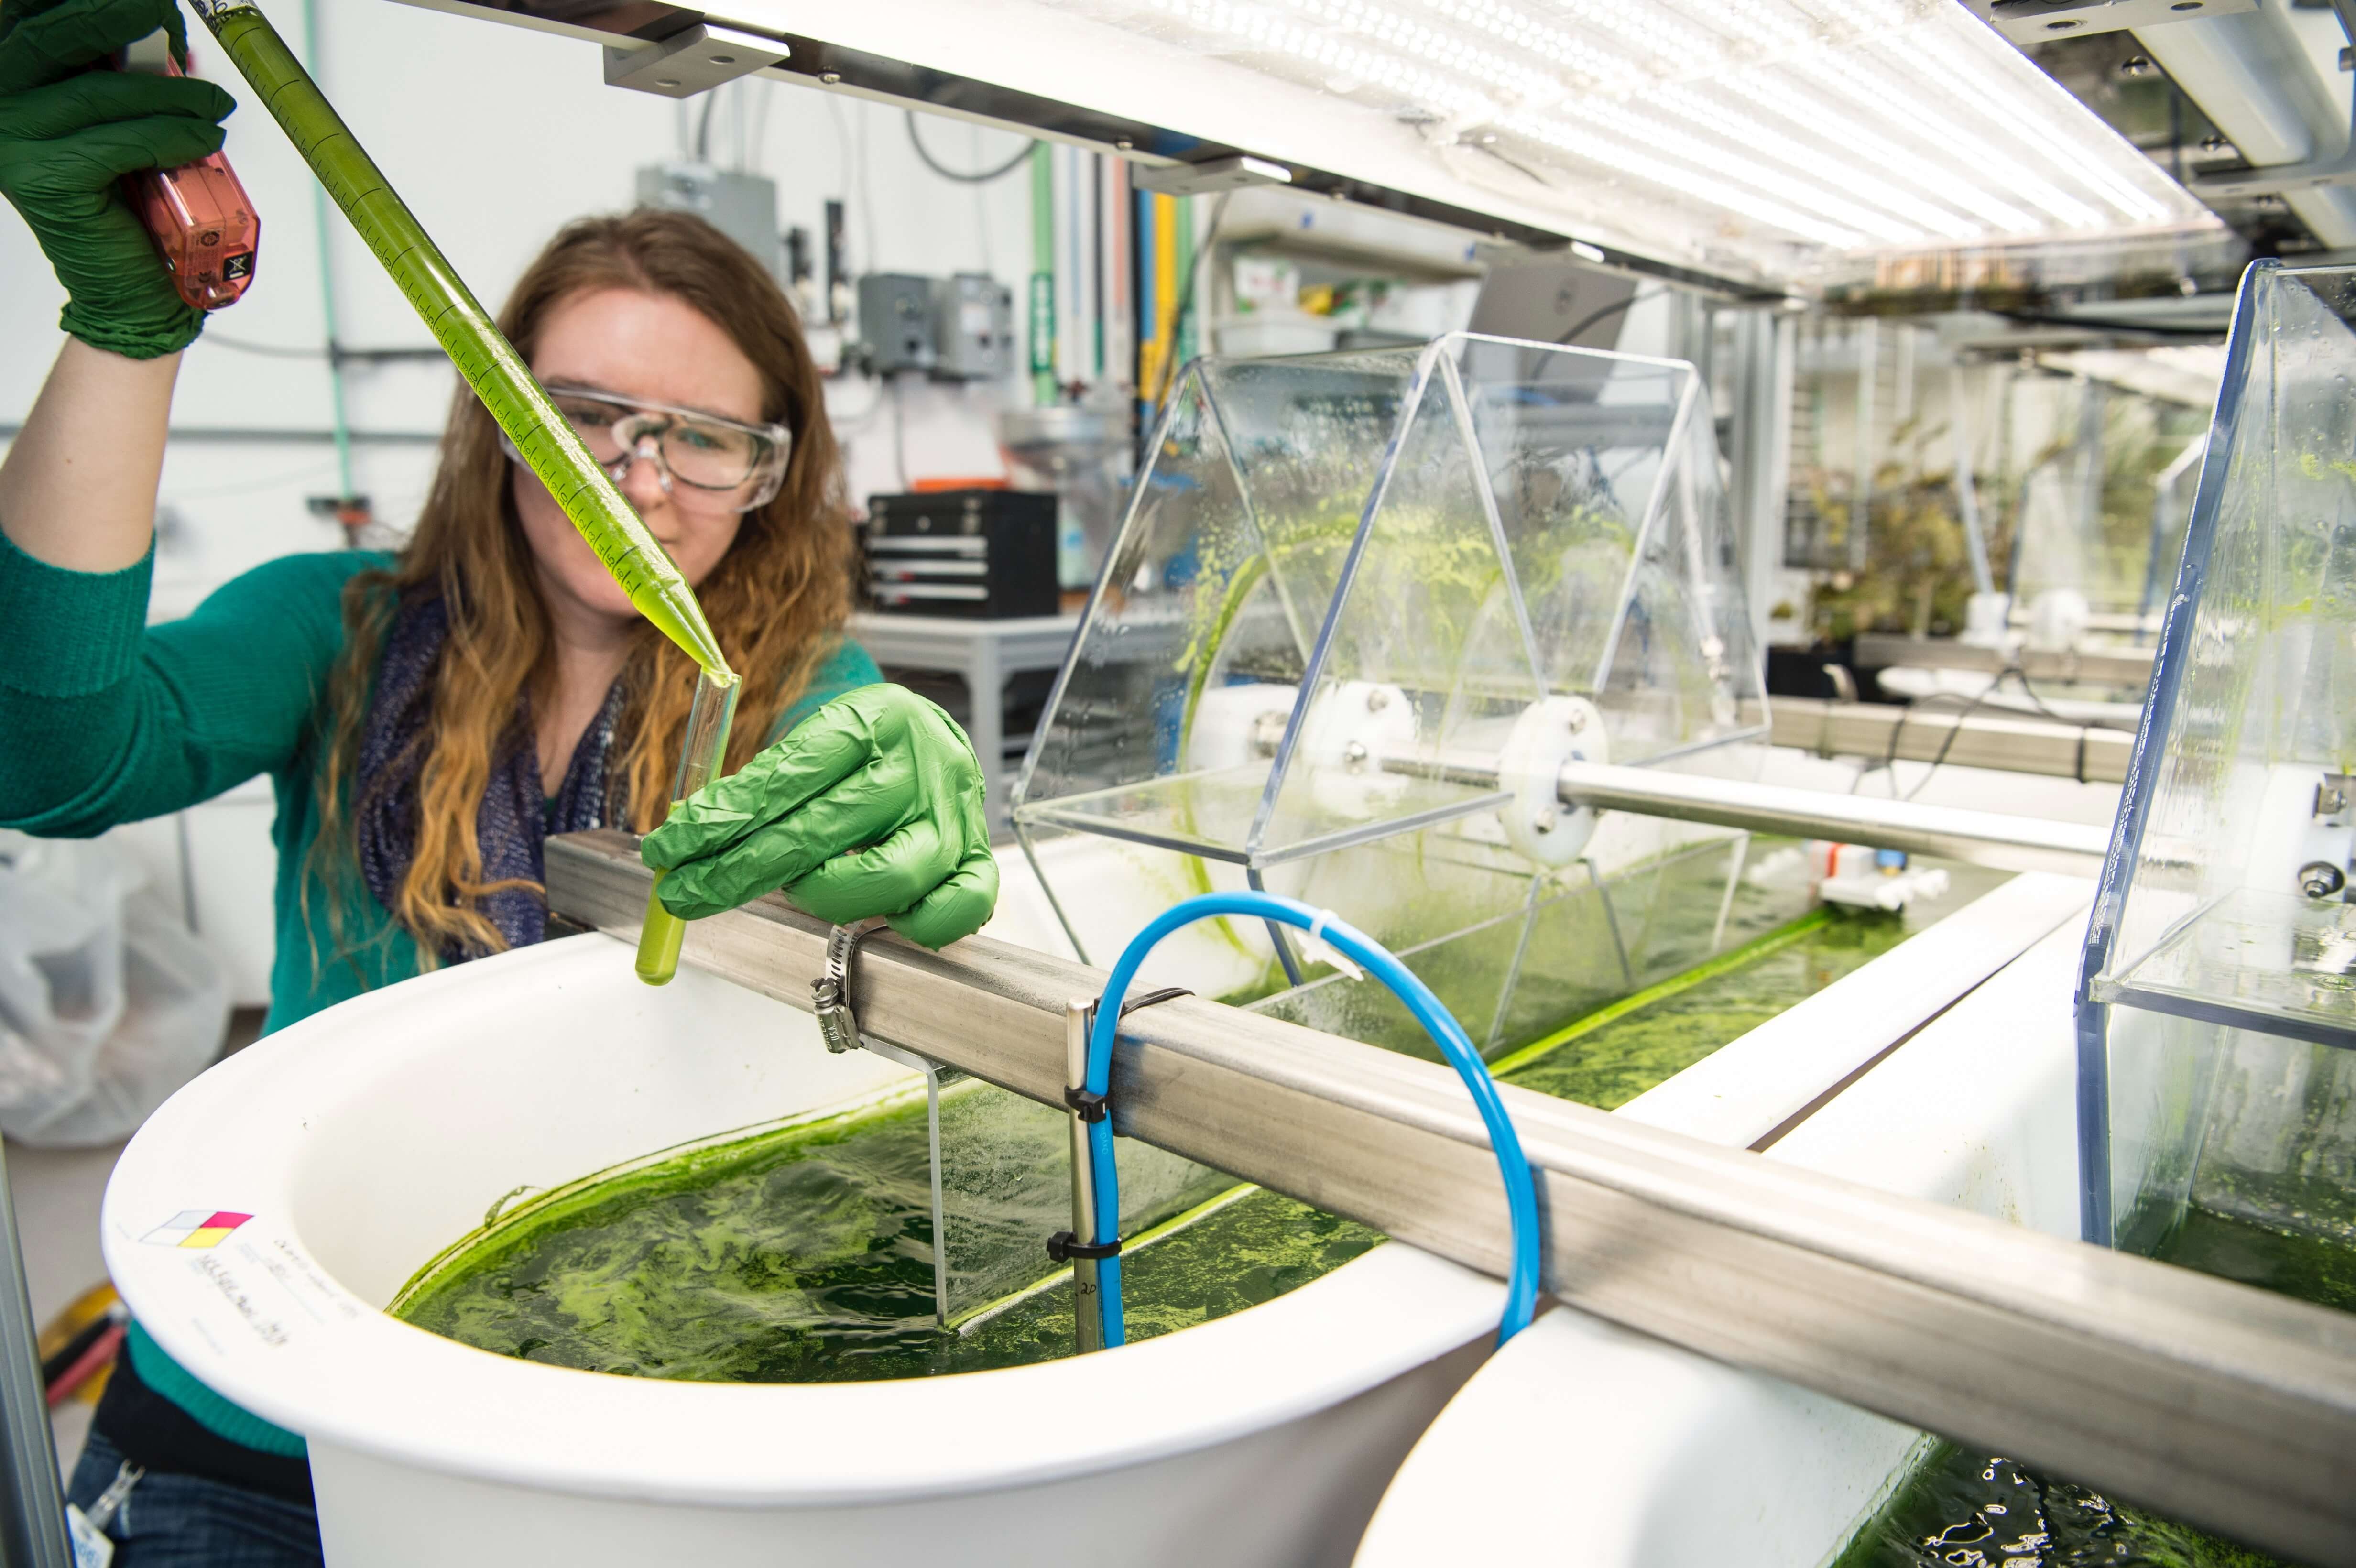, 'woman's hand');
0,0,232,359
641,683,999,950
